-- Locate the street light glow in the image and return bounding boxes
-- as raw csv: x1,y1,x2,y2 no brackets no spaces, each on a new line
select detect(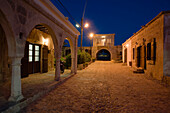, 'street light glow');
89,33,94,38
84,23,89,28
